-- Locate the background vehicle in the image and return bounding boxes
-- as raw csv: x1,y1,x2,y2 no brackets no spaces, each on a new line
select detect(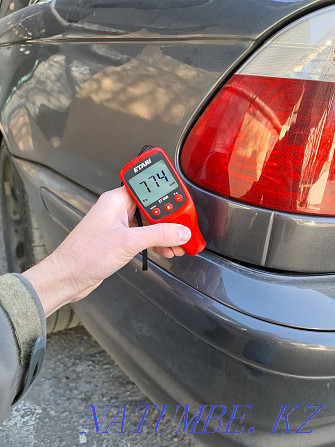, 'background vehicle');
1,0,335,445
